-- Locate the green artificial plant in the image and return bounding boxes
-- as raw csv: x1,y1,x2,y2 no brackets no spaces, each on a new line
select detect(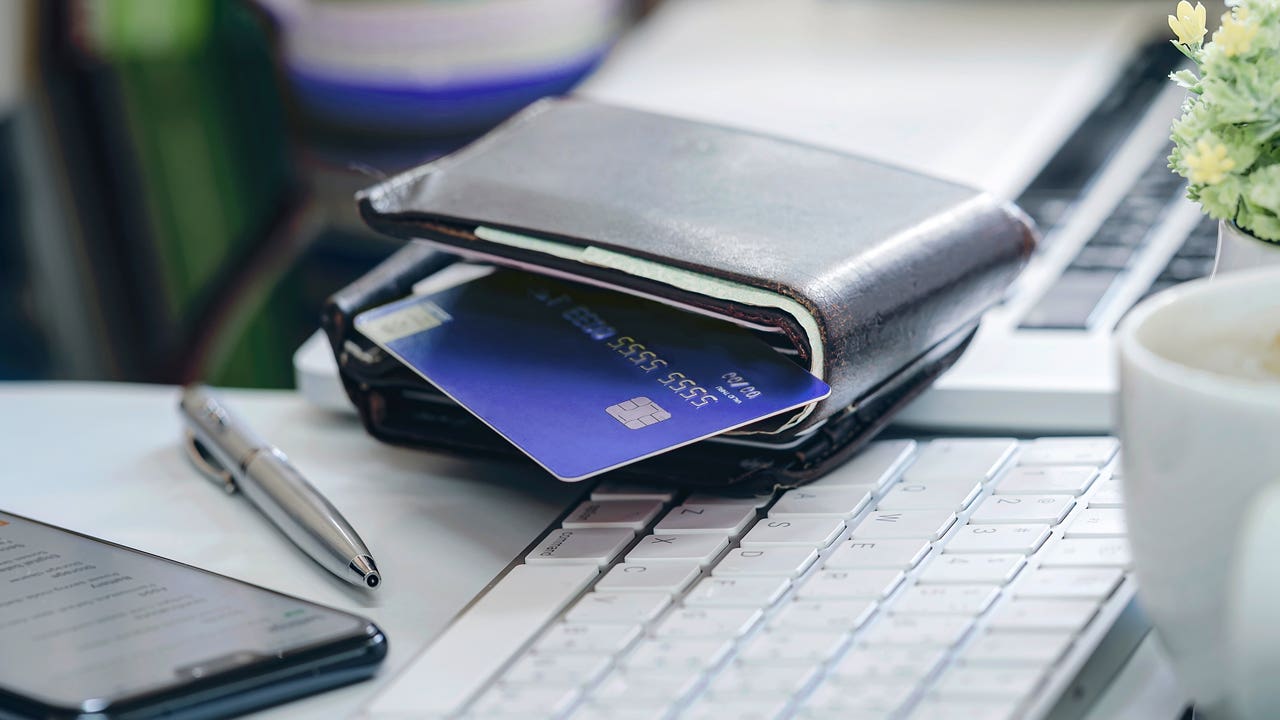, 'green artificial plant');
1168,0,1280,242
